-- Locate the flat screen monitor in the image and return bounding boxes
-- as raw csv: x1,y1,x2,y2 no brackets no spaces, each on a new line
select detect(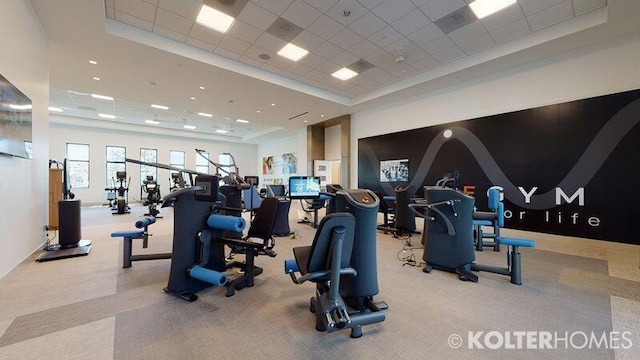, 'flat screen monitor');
288,176,321,199
0,74,32,159
244,175,259,186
